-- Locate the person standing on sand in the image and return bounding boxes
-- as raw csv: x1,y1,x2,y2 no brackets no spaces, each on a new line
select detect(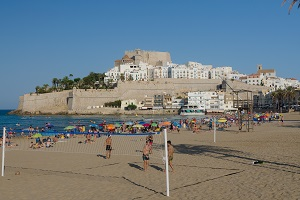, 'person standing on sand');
104,135,112,159
280,115,284,126
142,140,150,171
167,140,175,172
